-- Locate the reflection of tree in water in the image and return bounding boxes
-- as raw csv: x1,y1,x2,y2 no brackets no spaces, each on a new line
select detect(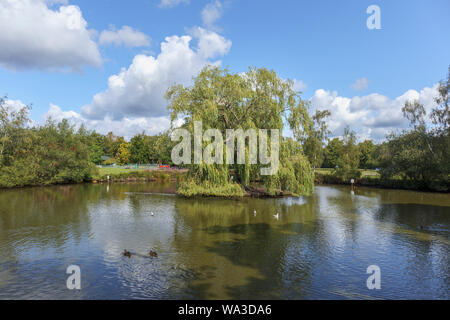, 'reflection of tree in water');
1,183,447,299
170,196,320,299
0,184,101,260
